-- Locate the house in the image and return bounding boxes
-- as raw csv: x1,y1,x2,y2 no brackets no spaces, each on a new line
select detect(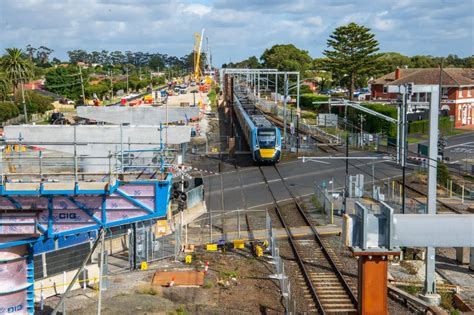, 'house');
23,79,44,91
370,68,474,128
